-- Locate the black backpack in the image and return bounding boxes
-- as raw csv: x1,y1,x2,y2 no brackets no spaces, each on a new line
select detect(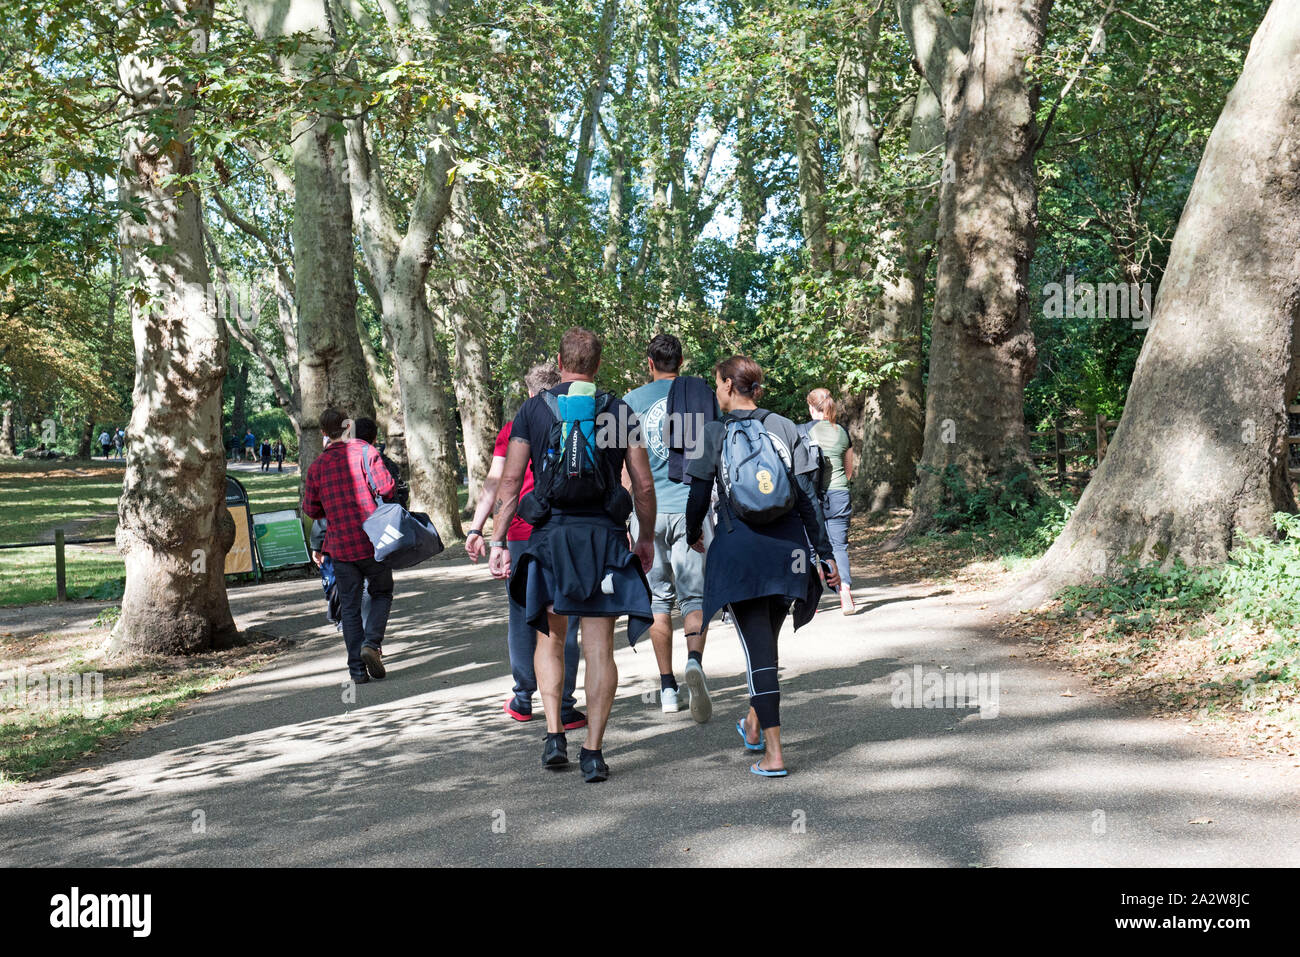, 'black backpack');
521,386,633,524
